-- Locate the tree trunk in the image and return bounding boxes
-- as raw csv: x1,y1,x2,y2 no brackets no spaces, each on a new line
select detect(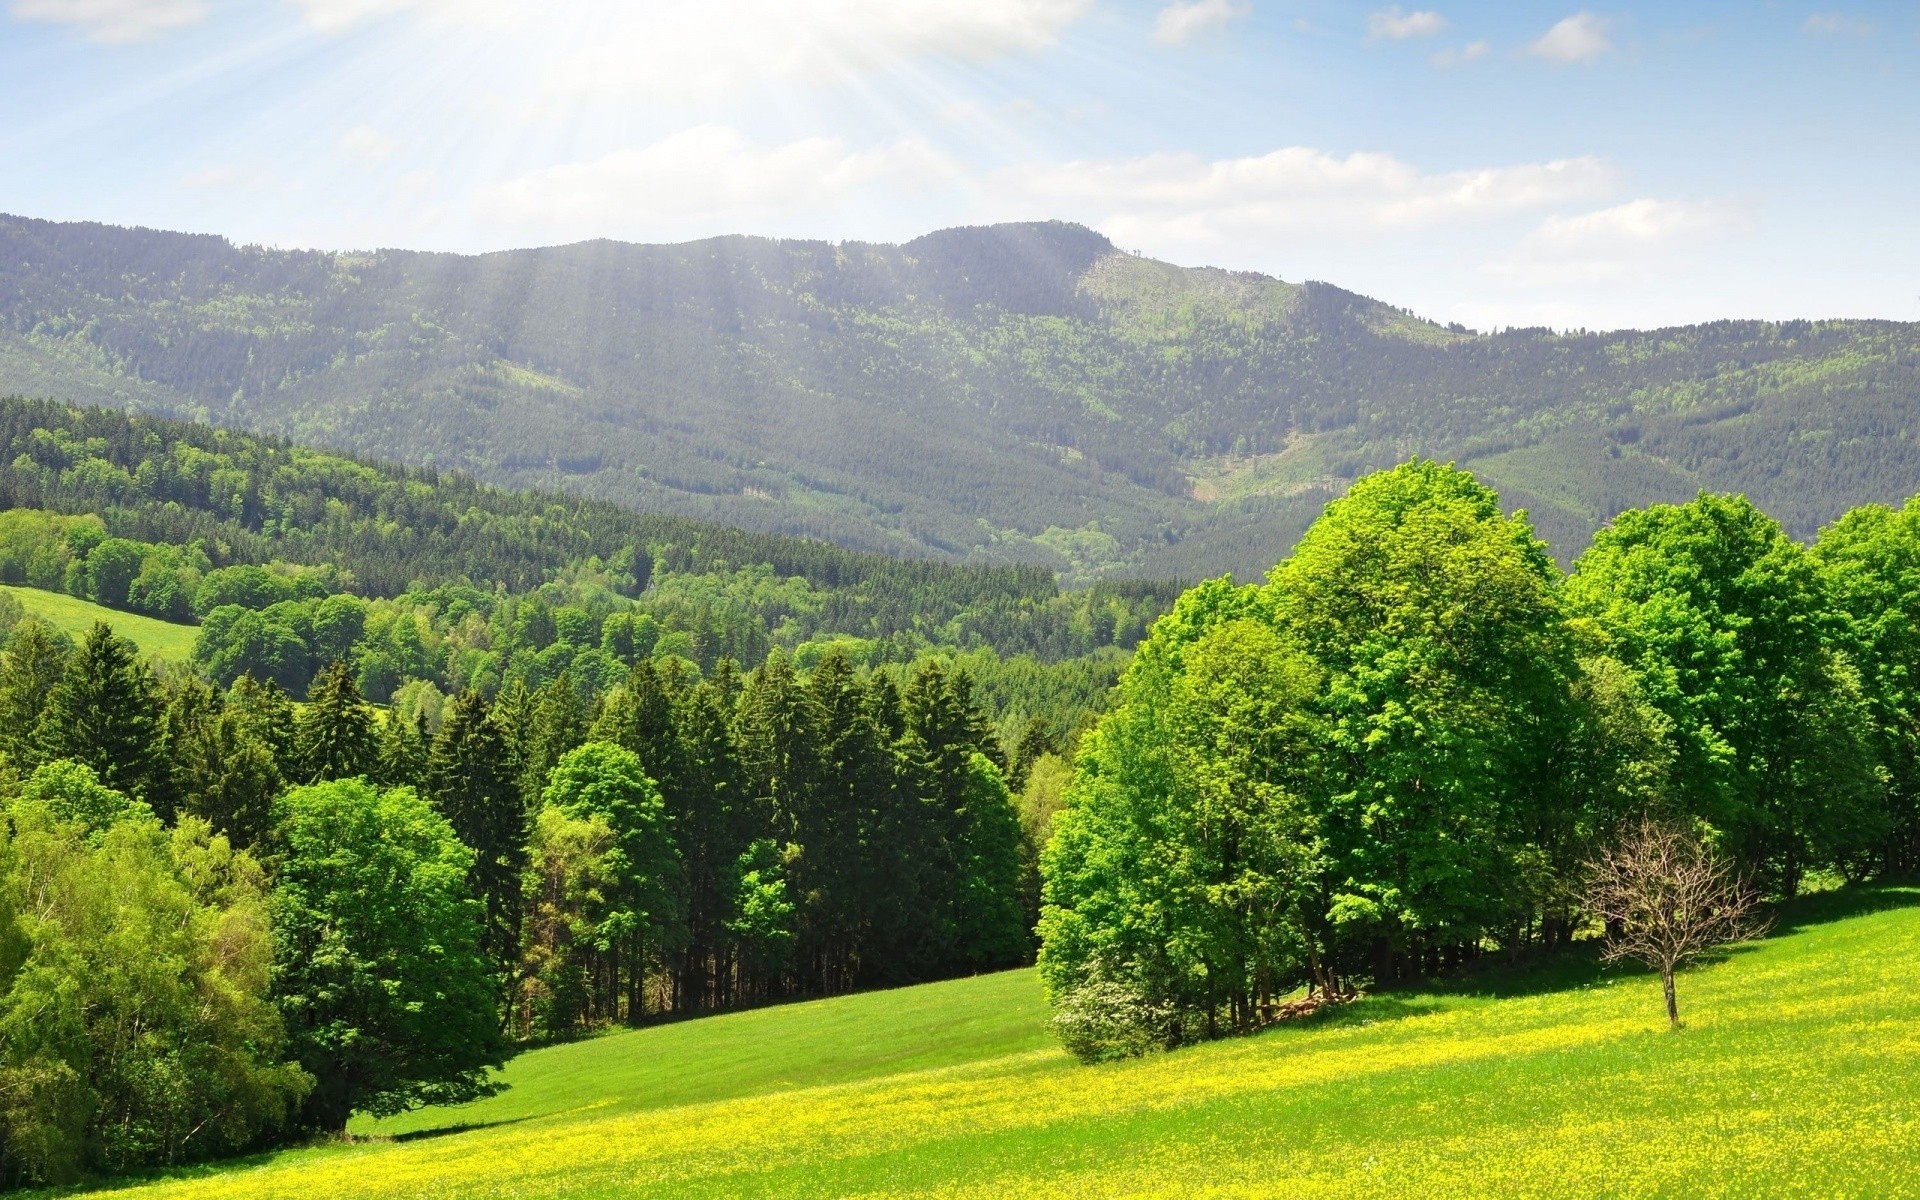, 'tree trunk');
1662,966,1679,1029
